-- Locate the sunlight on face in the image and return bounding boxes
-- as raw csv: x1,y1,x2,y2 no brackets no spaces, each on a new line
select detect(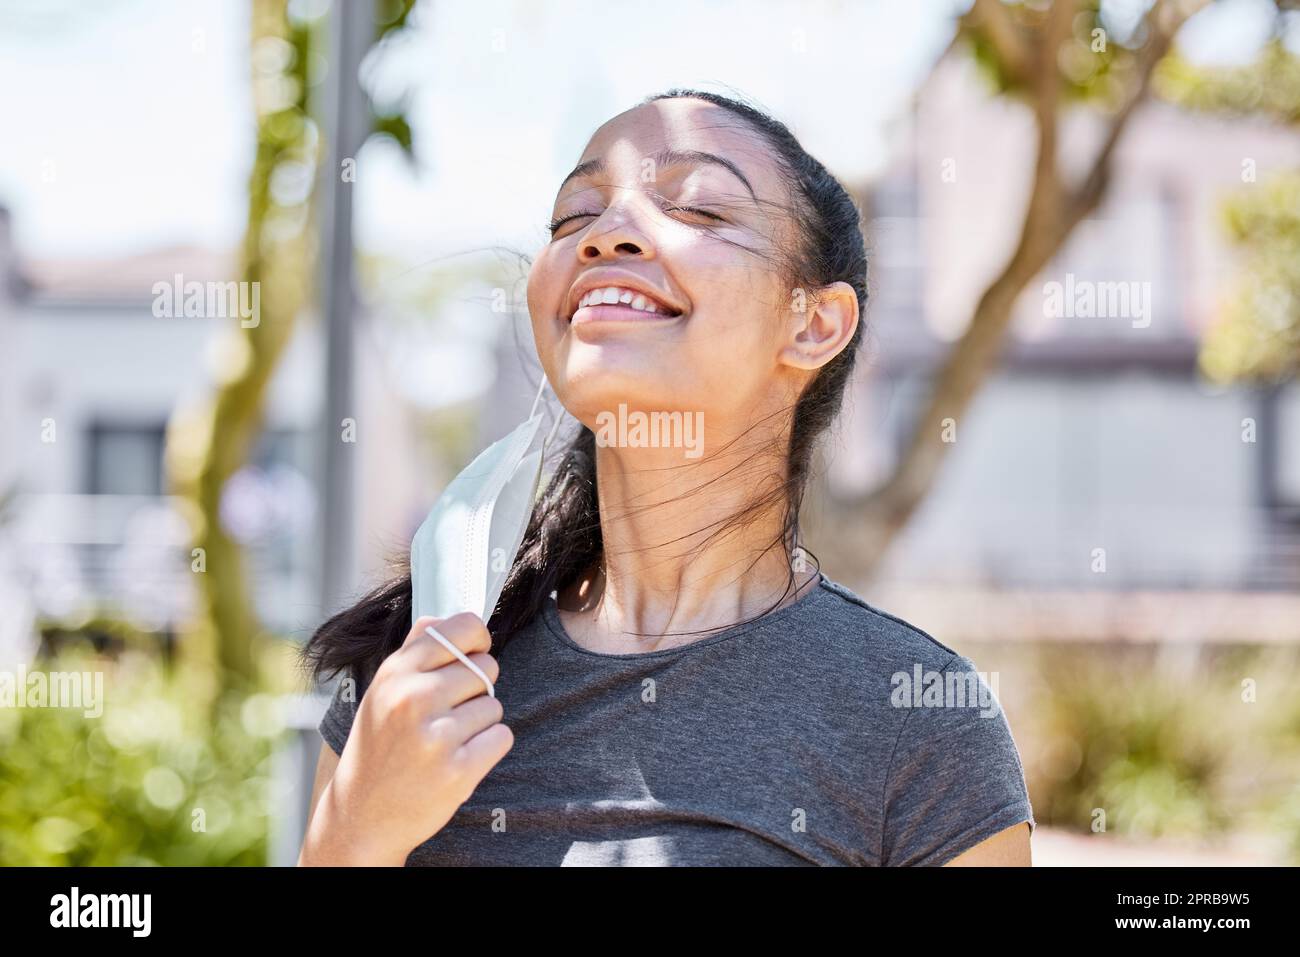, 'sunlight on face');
527,97,802,433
